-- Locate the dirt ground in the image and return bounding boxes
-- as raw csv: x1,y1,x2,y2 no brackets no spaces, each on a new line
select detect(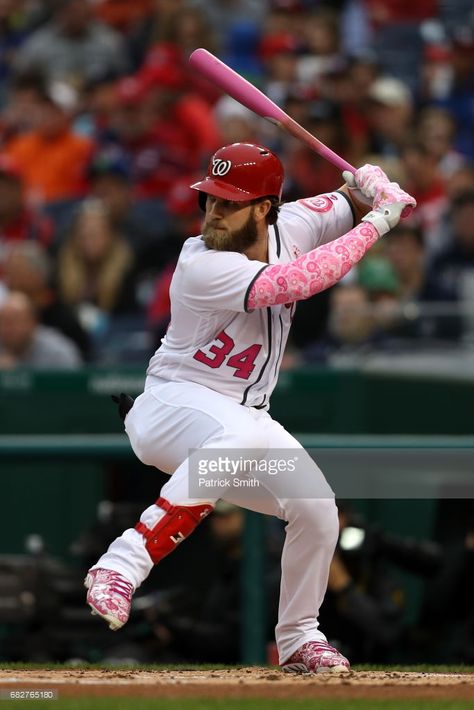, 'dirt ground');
1,668,474,700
